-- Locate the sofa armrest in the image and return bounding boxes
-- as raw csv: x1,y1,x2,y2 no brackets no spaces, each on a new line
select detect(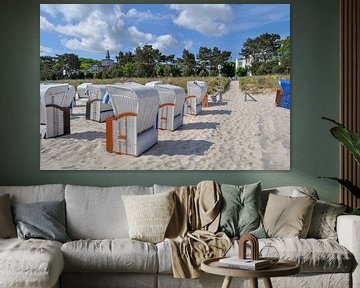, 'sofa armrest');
337,215,360,288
